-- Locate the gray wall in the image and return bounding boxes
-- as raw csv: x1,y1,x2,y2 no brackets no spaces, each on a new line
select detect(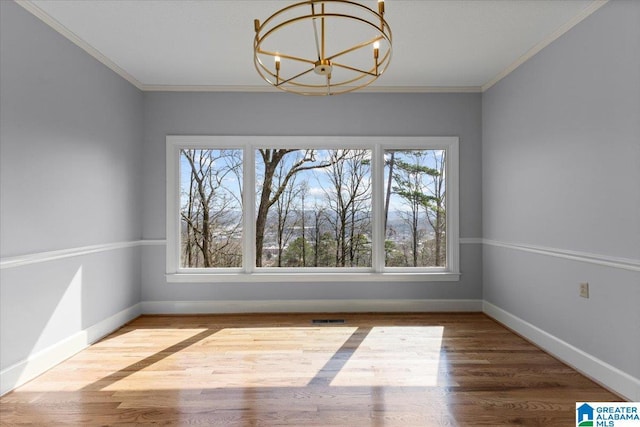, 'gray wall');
482,0,640,380
141,92,483,302
0,1,143,372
